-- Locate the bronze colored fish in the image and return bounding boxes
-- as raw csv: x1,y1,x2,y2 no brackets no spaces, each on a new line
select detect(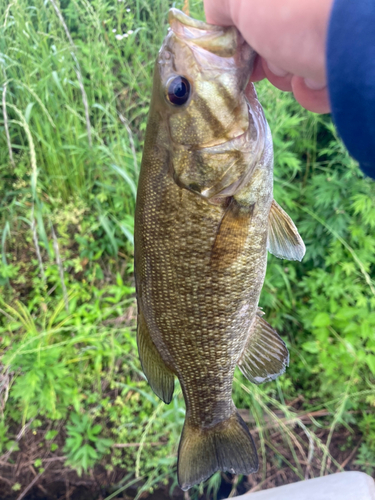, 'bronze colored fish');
134,8,305,491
